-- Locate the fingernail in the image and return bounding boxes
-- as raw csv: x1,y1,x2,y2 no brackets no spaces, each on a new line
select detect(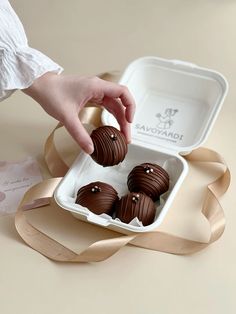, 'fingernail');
127,110,135,123
85,143,94,155
127,127,132,144
131,110,135,122
129,113,134,123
